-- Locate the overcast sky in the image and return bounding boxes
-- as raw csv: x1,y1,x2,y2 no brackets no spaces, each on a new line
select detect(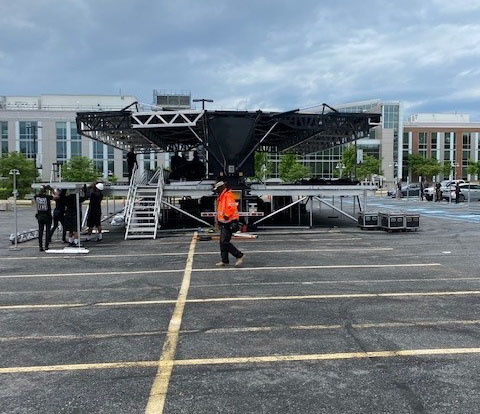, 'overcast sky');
1,0,480,118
